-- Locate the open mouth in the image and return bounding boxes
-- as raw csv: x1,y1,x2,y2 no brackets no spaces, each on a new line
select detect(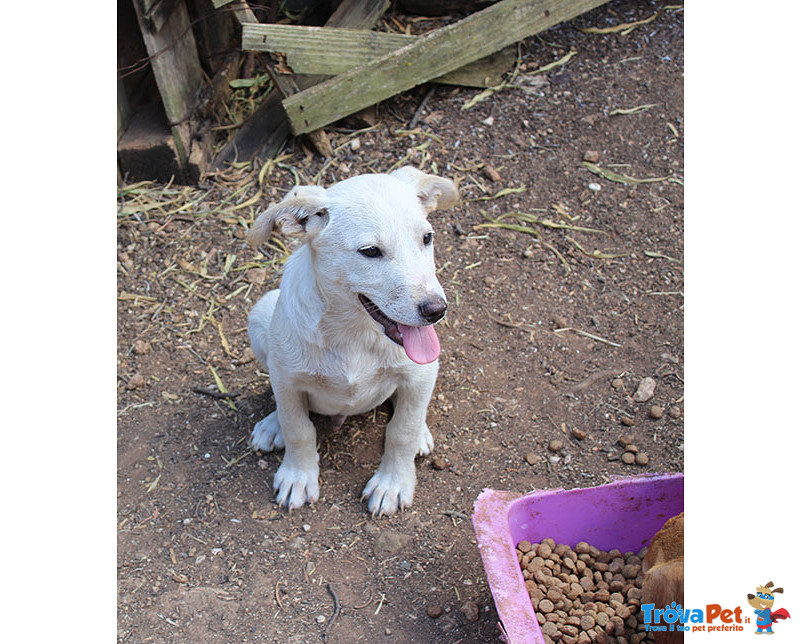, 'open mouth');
358,294,440,364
